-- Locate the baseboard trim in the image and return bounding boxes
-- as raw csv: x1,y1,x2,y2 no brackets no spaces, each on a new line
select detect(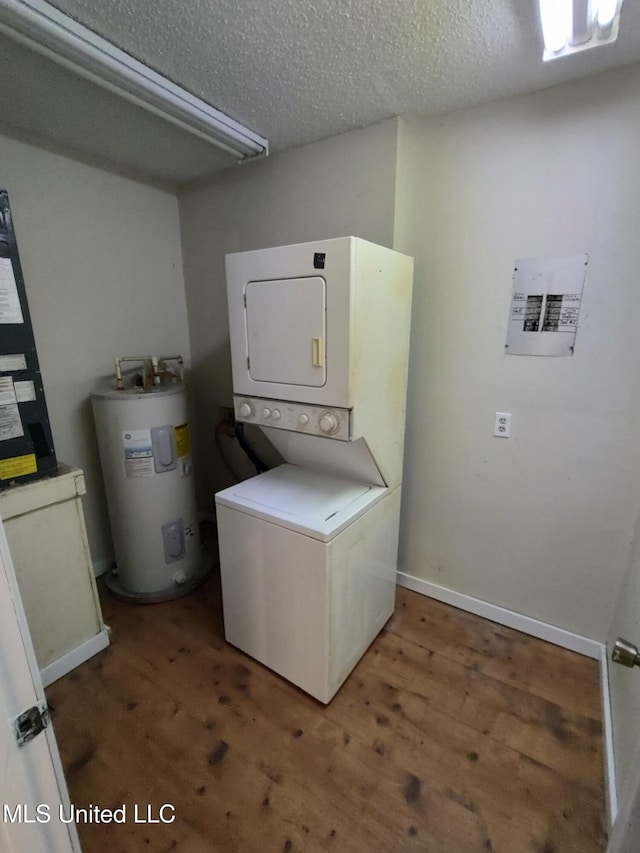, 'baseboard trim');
396,571,602,659
40,628,111,688
396,570,617,822
599,643,618,826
